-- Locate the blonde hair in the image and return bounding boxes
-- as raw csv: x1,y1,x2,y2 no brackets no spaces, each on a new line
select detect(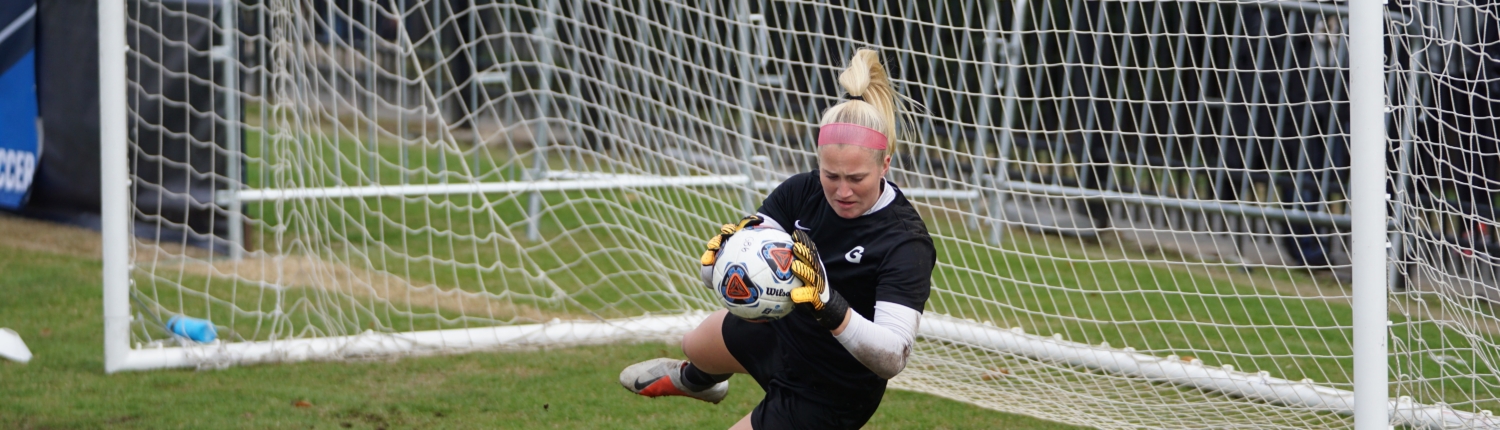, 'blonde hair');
818,49,913,159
